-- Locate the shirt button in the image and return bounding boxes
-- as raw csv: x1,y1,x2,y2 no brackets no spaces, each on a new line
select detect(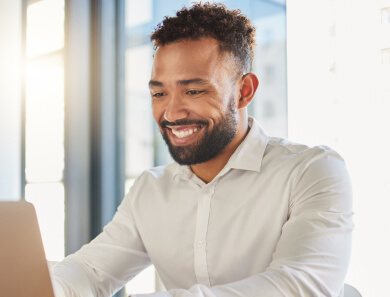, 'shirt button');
197,240,203,247
203,189,210,195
